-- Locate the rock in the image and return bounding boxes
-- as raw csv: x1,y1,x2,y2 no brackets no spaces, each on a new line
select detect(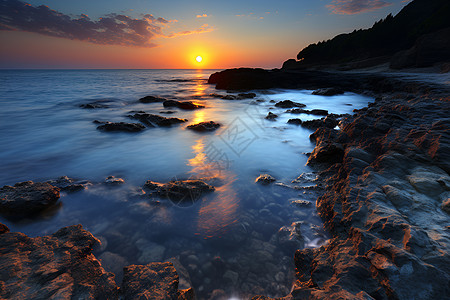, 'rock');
208,68,273,90
255,174,276,185
163,100,204,110
80,103,109,109
273,223,304,253
135,239,166,263
128,112,187,127
312,88,344,96
442,198,450,214
286,108,307,114
187,121,221,132
47,176,88,193
139,95,167,103
310,109,329,116
223,270,239,286
121,262,194,300
275,100,306,108
0,224,119,299
209,289,227,300
290,199,312,207
265,112,278,120
287,118,302,125
0,223,9,234
301,119,326,130
96,121,145,132
0,181,60,217
143,179,215,202
104,176,125,186
238,92,257,99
